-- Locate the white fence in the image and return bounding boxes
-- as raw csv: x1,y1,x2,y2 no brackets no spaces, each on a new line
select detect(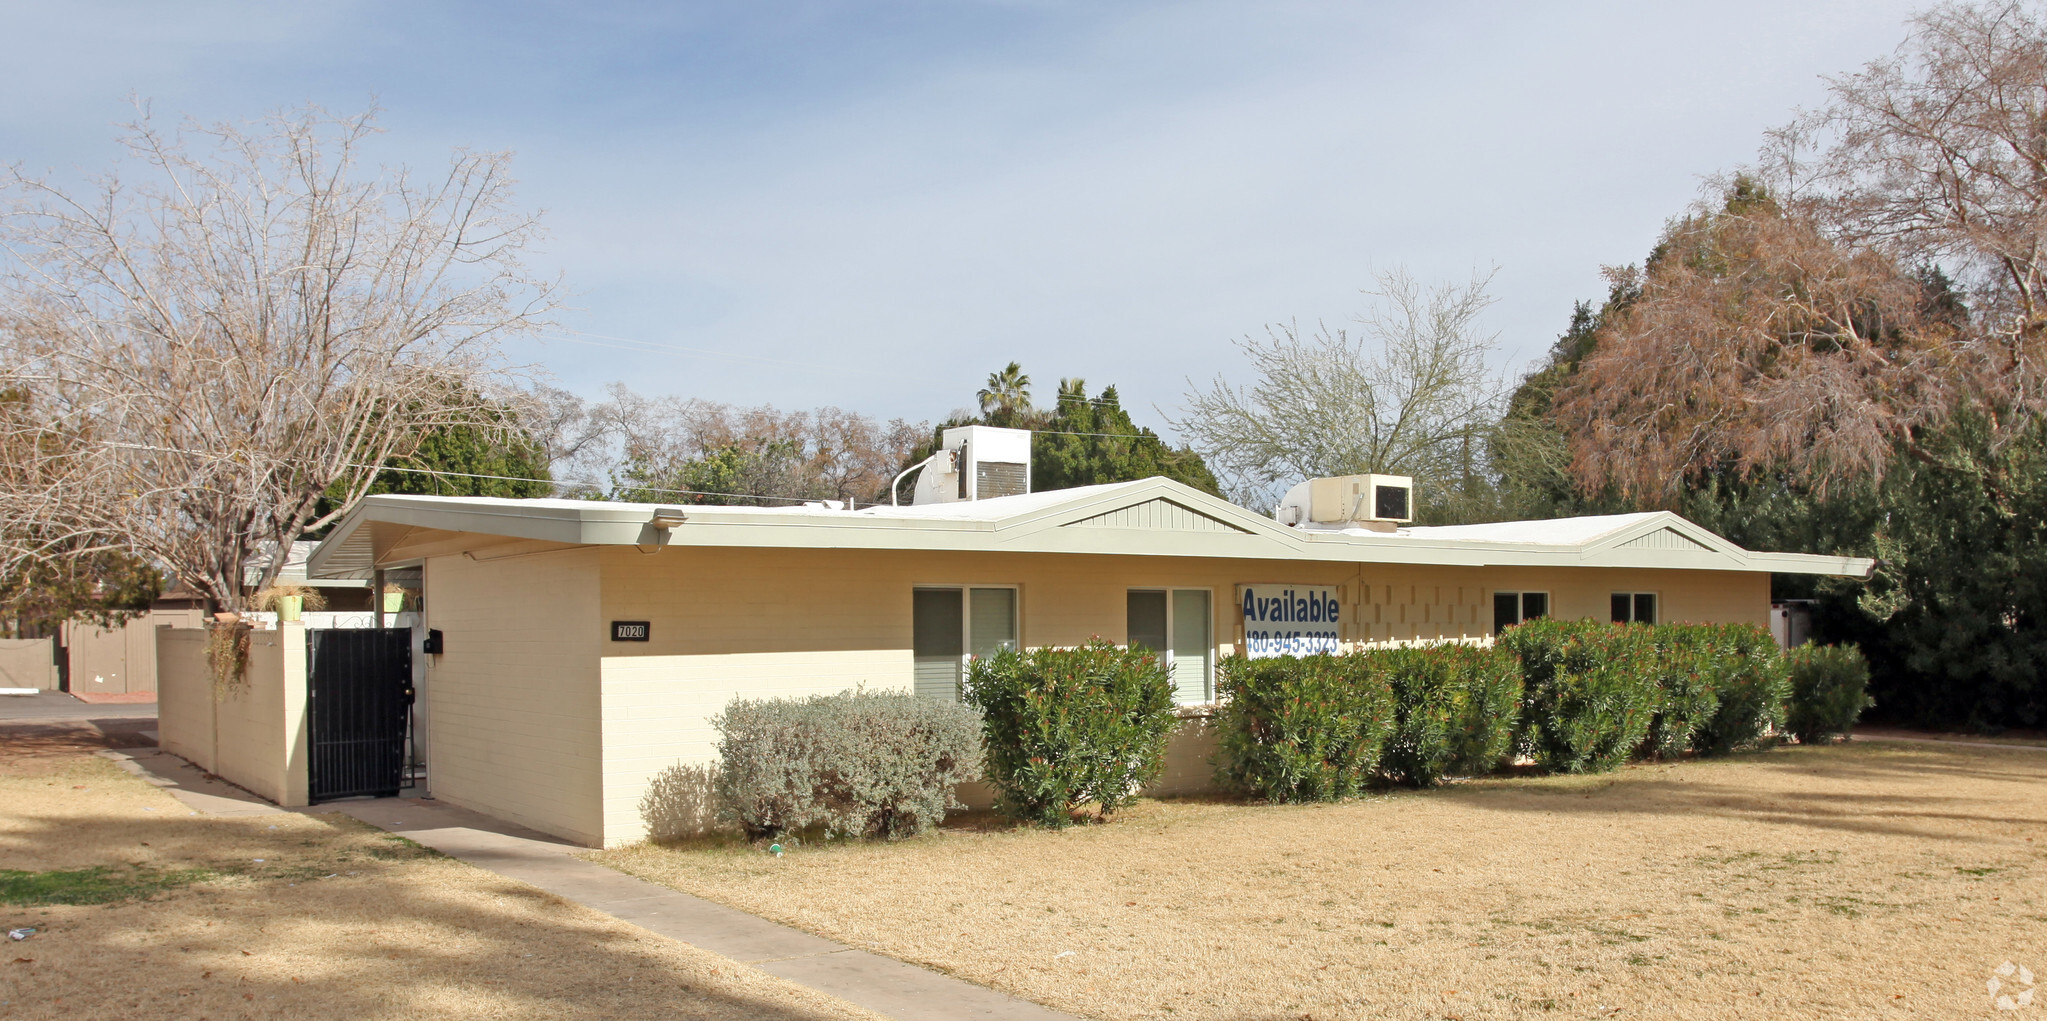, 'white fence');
239,611,420,631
